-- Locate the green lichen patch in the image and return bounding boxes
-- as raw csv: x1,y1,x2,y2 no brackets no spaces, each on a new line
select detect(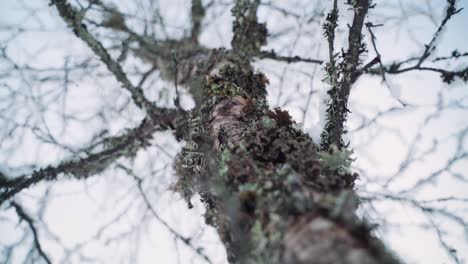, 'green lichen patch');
260,116,275,128
206,79,244,98
318,144,355,175
174,64,371,263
